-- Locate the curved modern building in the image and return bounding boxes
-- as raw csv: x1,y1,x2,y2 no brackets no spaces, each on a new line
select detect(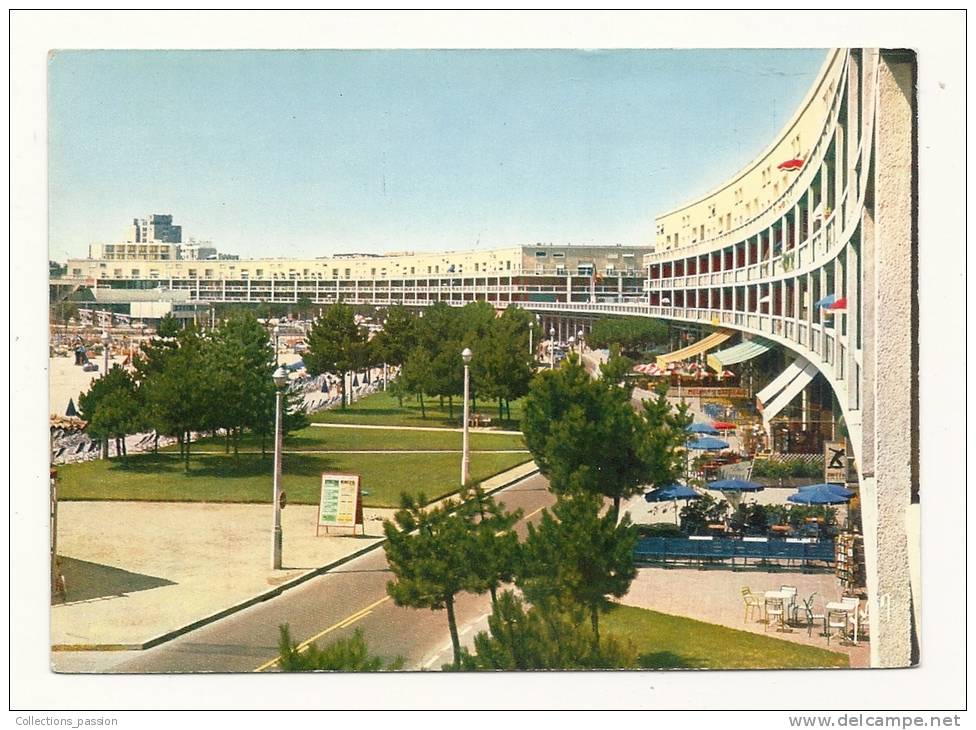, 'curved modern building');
54,48,917,667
